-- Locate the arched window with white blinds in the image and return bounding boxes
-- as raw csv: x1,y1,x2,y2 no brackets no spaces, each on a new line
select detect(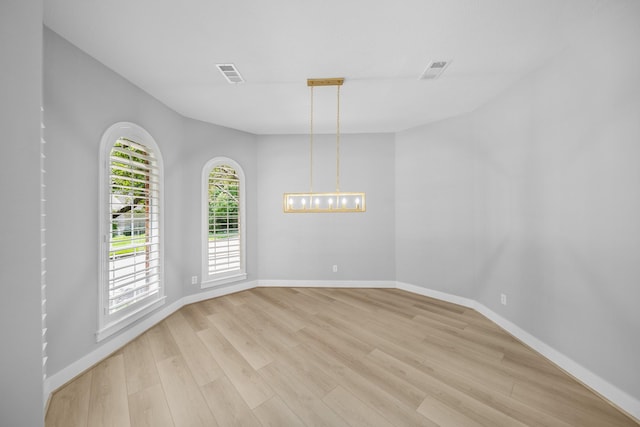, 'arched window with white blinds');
201,157,246,287
98,123,165,341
